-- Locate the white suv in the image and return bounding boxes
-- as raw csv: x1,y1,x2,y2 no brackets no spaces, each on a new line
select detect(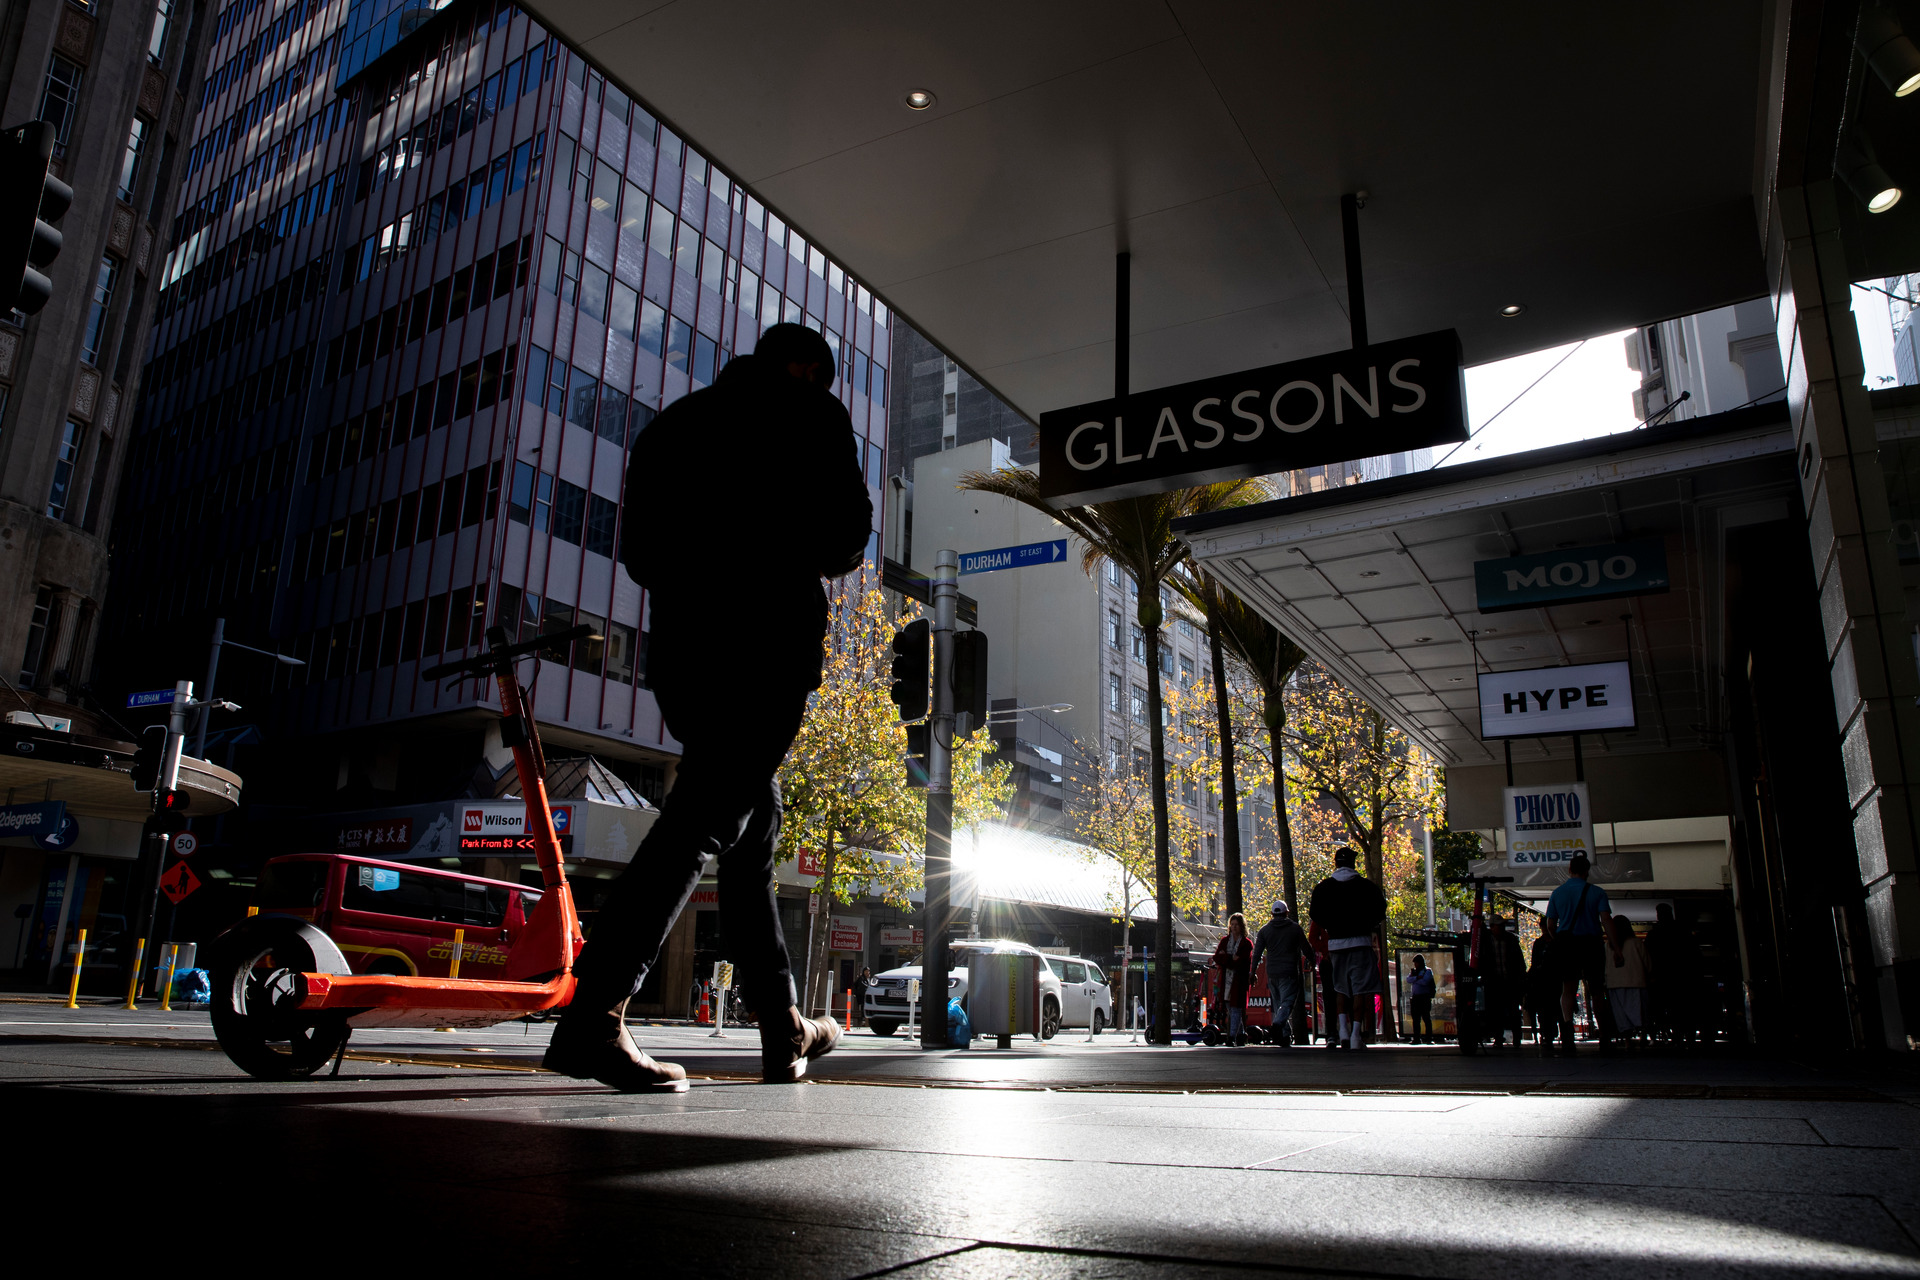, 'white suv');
1041,955,1115,1033
864,939,1066,1039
